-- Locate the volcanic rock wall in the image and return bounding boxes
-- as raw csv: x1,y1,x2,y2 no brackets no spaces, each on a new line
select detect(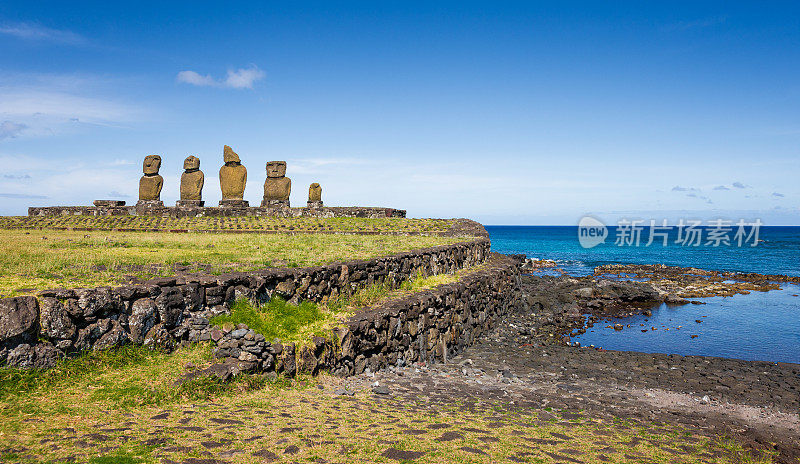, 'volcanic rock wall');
0,238,492,368
207,253,522,377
